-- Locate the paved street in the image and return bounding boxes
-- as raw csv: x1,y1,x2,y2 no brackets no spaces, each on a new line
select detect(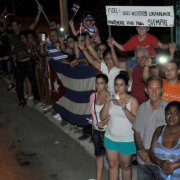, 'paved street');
0,77,108,180
0,77,138,180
